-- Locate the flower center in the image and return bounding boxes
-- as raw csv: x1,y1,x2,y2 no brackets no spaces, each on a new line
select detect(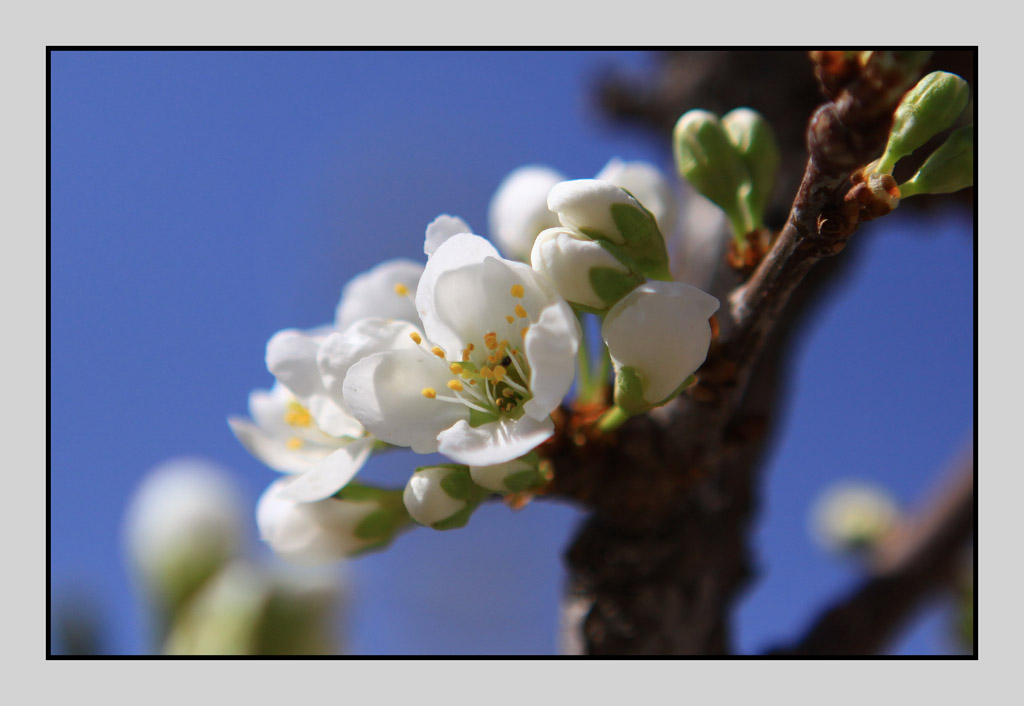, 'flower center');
283,401,313,428
415,283,534,423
